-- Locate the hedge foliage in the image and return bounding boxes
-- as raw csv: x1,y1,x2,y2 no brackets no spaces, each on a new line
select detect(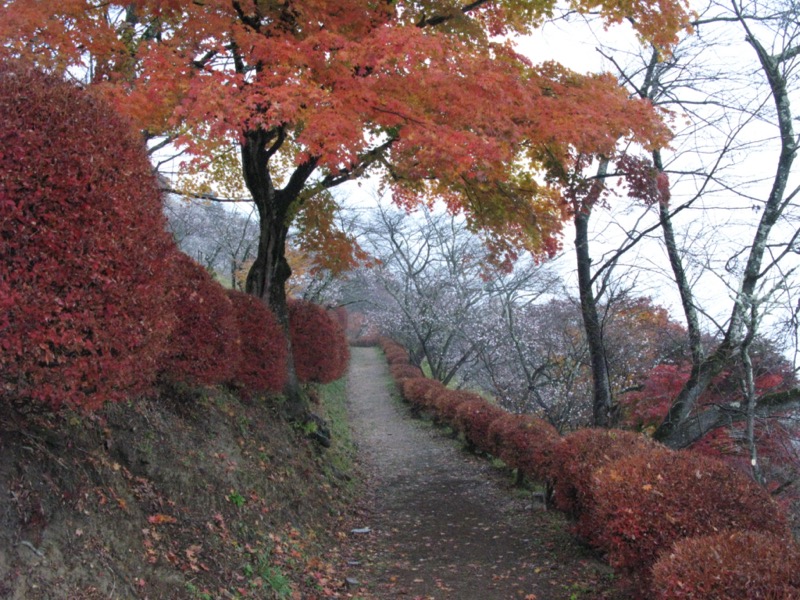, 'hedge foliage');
651,531,800,599
380,337,796,599
1,62,175,410
487,413,561,481
586,449,790,573
288,299,349,384
161,252,241,386
549,428,656,518
226,291,288,394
